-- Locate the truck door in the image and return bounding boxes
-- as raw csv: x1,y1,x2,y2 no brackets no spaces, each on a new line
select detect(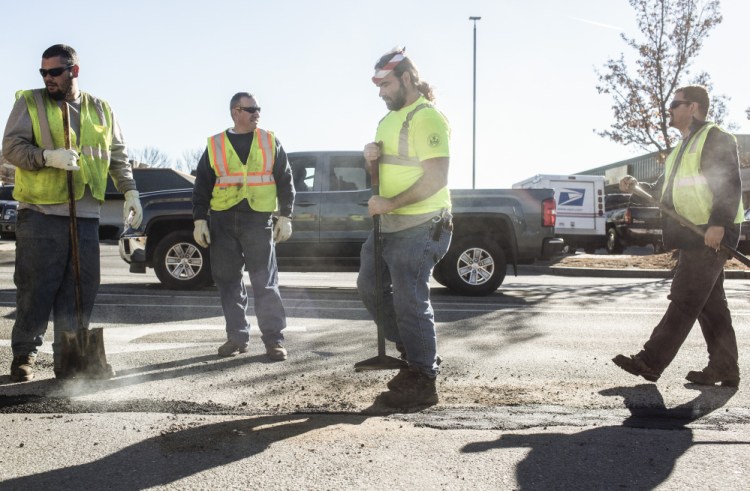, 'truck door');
319,153,373,259
286,154,321,246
